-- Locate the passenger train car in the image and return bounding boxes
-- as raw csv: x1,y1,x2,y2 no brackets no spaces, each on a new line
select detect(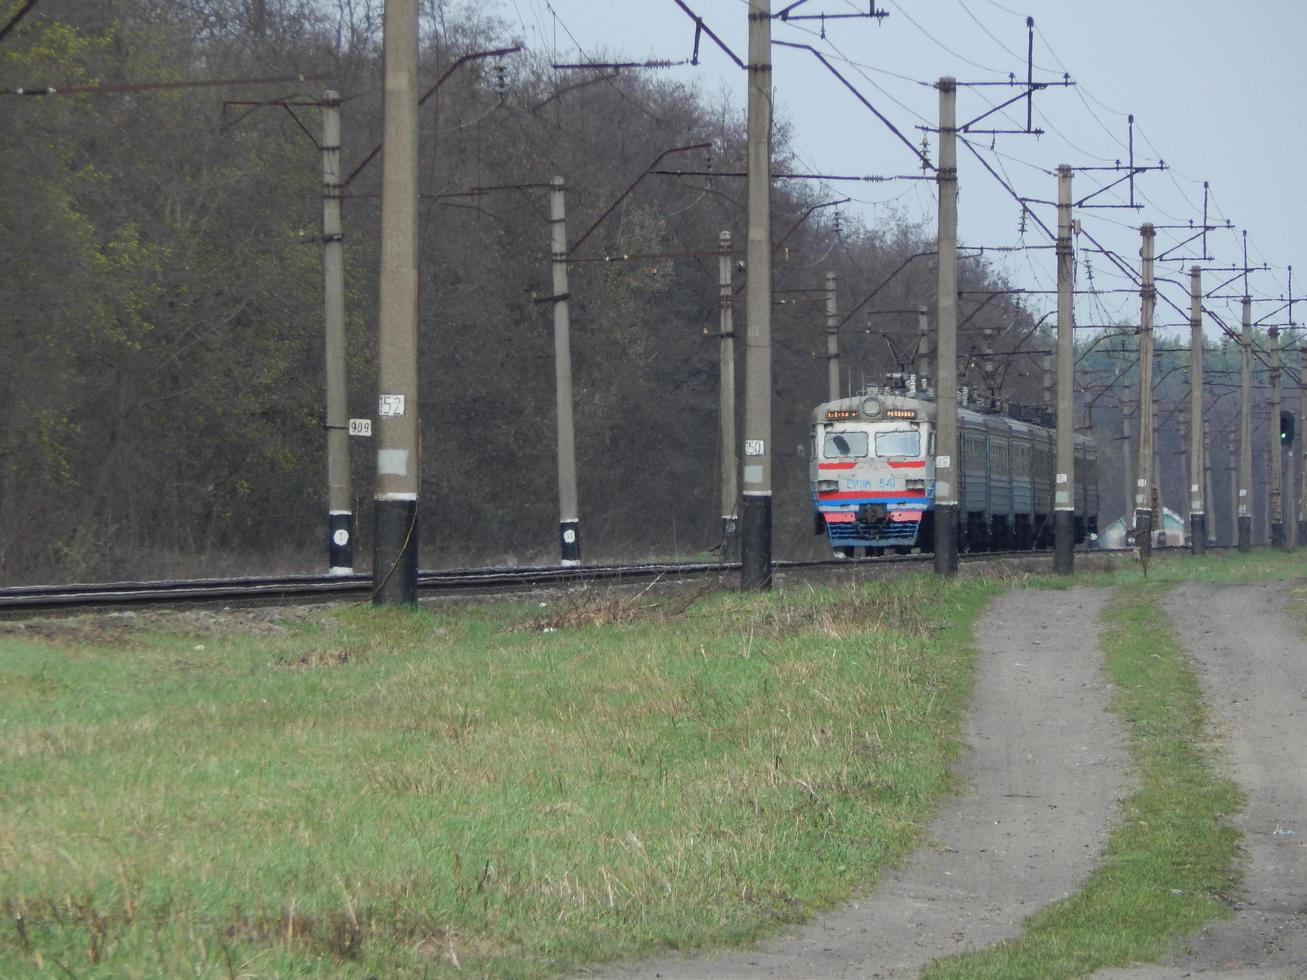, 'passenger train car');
810,386,1098,556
